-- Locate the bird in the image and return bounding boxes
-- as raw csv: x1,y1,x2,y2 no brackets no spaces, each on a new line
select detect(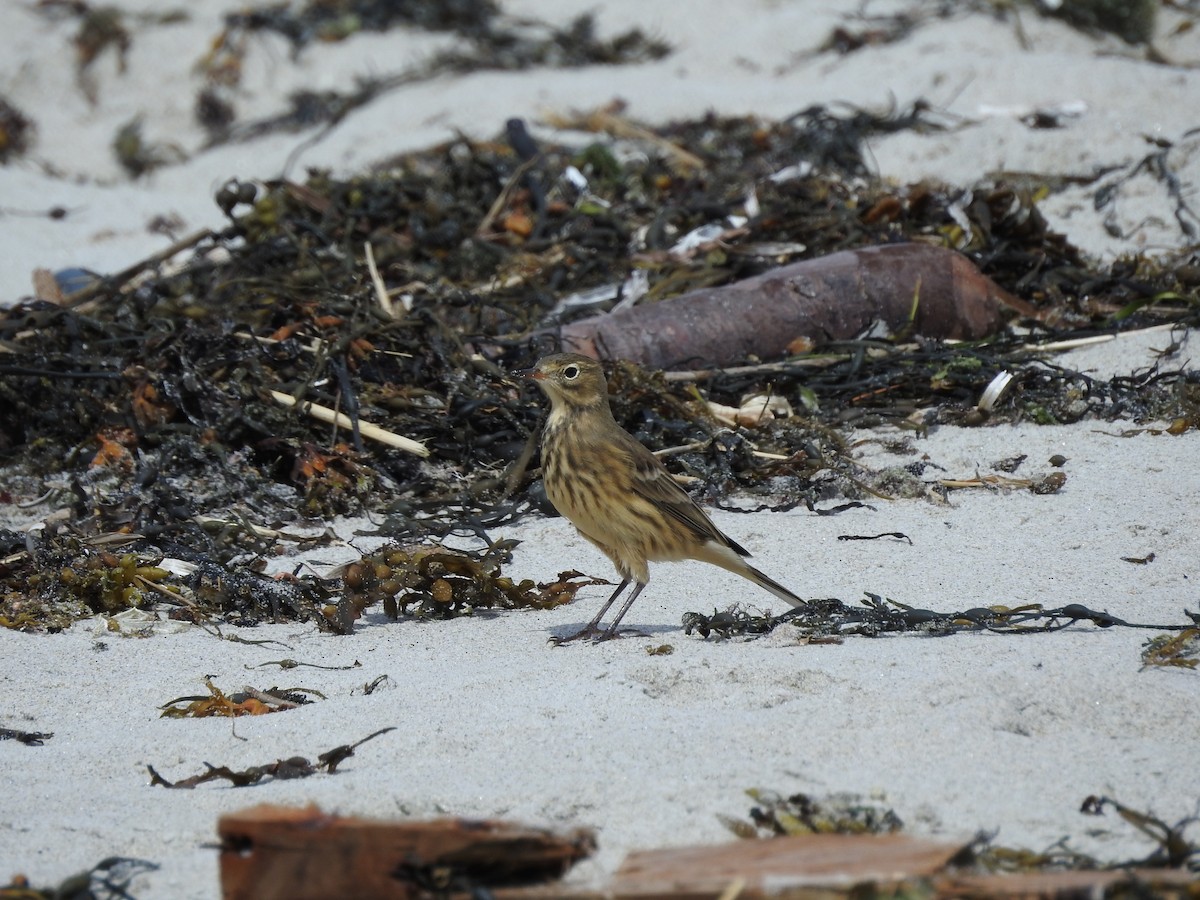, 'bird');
516,352,806,643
